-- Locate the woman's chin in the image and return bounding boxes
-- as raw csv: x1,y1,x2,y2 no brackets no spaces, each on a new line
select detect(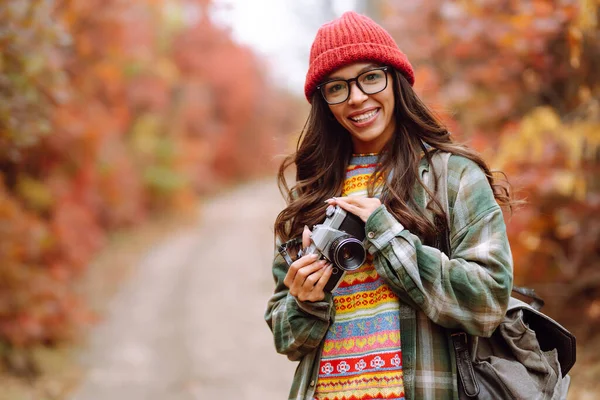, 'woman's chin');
349,128,389,153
